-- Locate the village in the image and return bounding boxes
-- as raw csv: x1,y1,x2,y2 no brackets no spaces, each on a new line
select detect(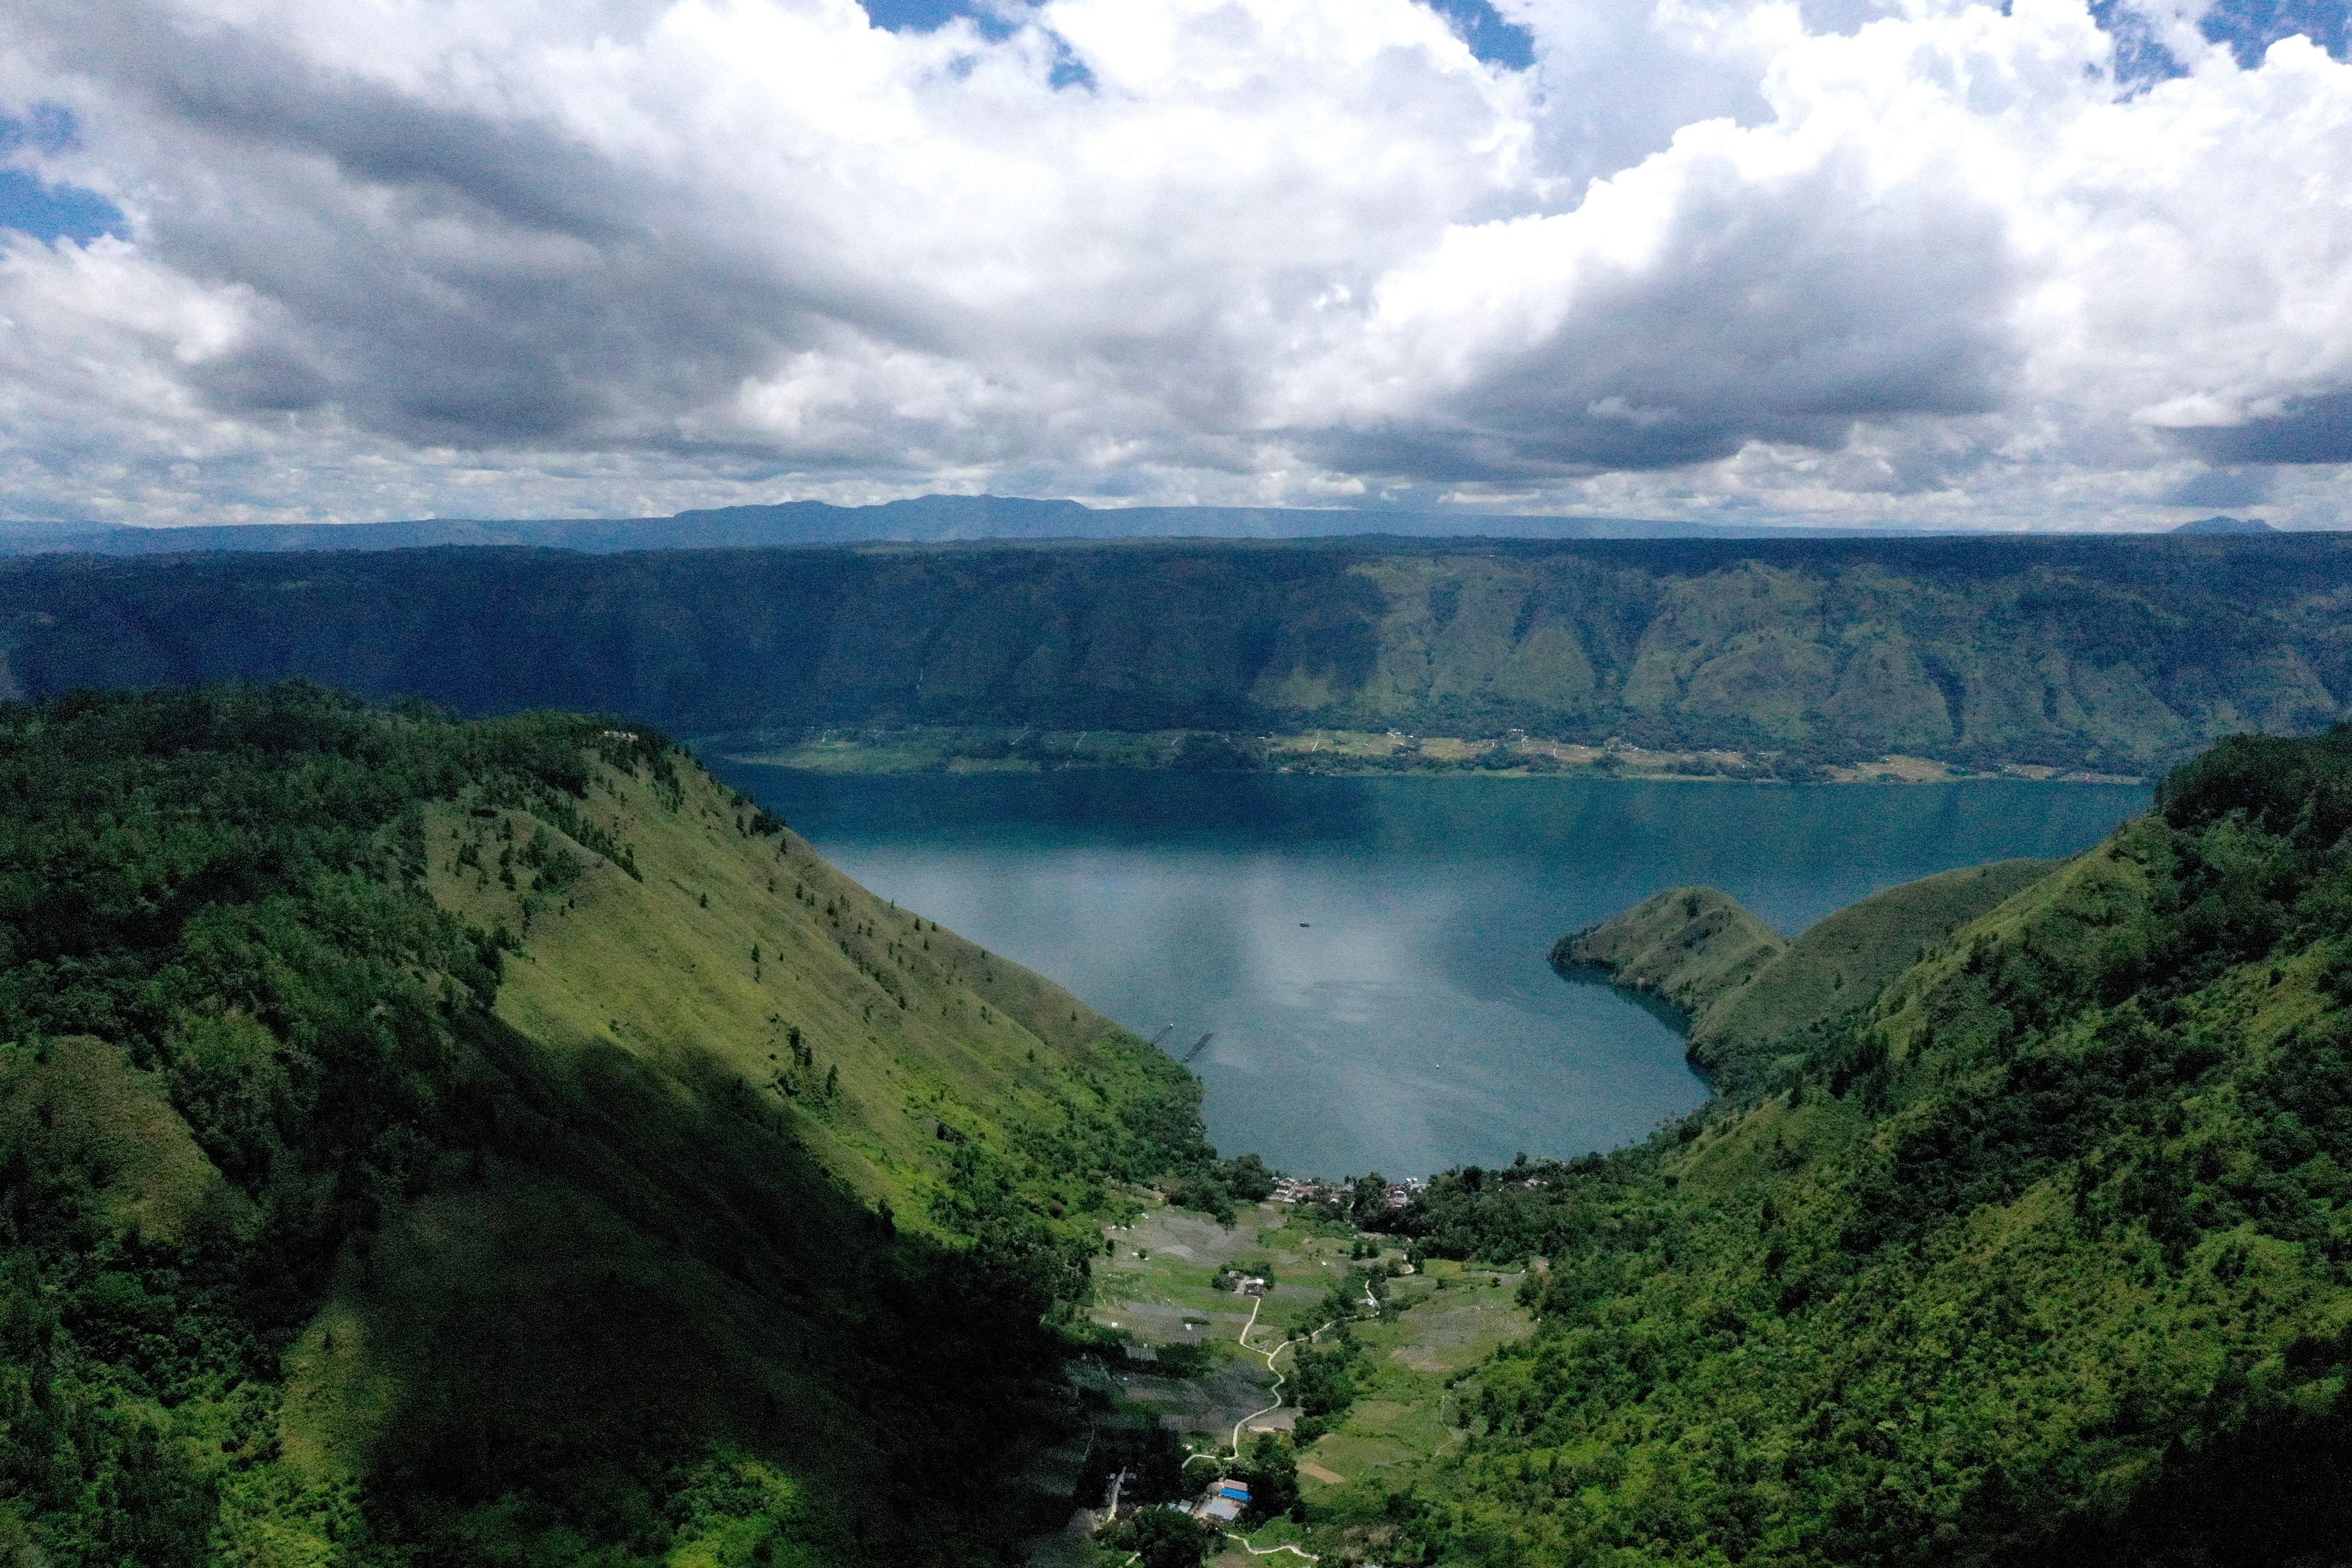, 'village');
1267,1174,1428,1212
